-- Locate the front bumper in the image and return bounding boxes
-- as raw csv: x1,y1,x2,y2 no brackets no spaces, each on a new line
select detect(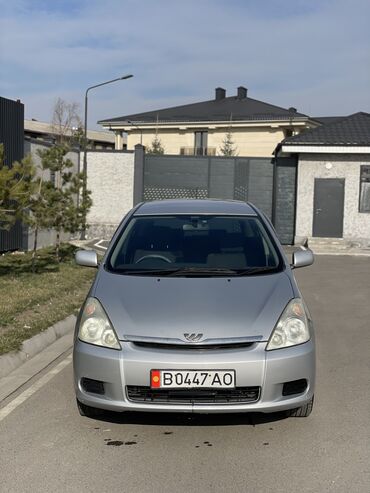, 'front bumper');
73,339,315,414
